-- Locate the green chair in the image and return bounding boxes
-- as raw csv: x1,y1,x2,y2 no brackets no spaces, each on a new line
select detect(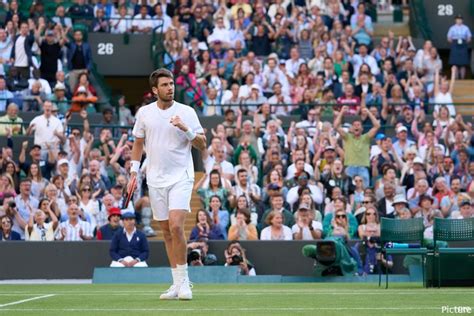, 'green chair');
433,218,474,288
380,218,428,288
